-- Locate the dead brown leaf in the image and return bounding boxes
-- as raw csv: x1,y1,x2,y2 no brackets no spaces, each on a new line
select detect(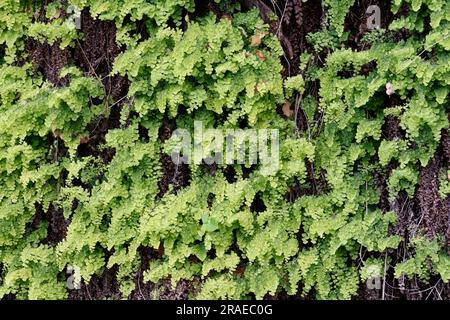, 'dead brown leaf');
255,50,266,61
250,32,266,47
282,101,294,118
